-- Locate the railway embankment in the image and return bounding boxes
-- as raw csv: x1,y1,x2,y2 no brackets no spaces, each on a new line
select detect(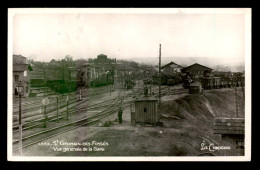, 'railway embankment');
56,88,245,156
